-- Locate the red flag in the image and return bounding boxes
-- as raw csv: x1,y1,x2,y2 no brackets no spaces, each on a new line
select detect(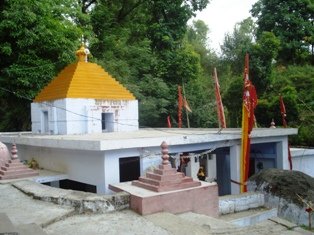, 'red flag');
167,115,172,128
213,68,226,128
279,95,293,170
240,53,258,193
178,86,183,128
280,95,287,127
